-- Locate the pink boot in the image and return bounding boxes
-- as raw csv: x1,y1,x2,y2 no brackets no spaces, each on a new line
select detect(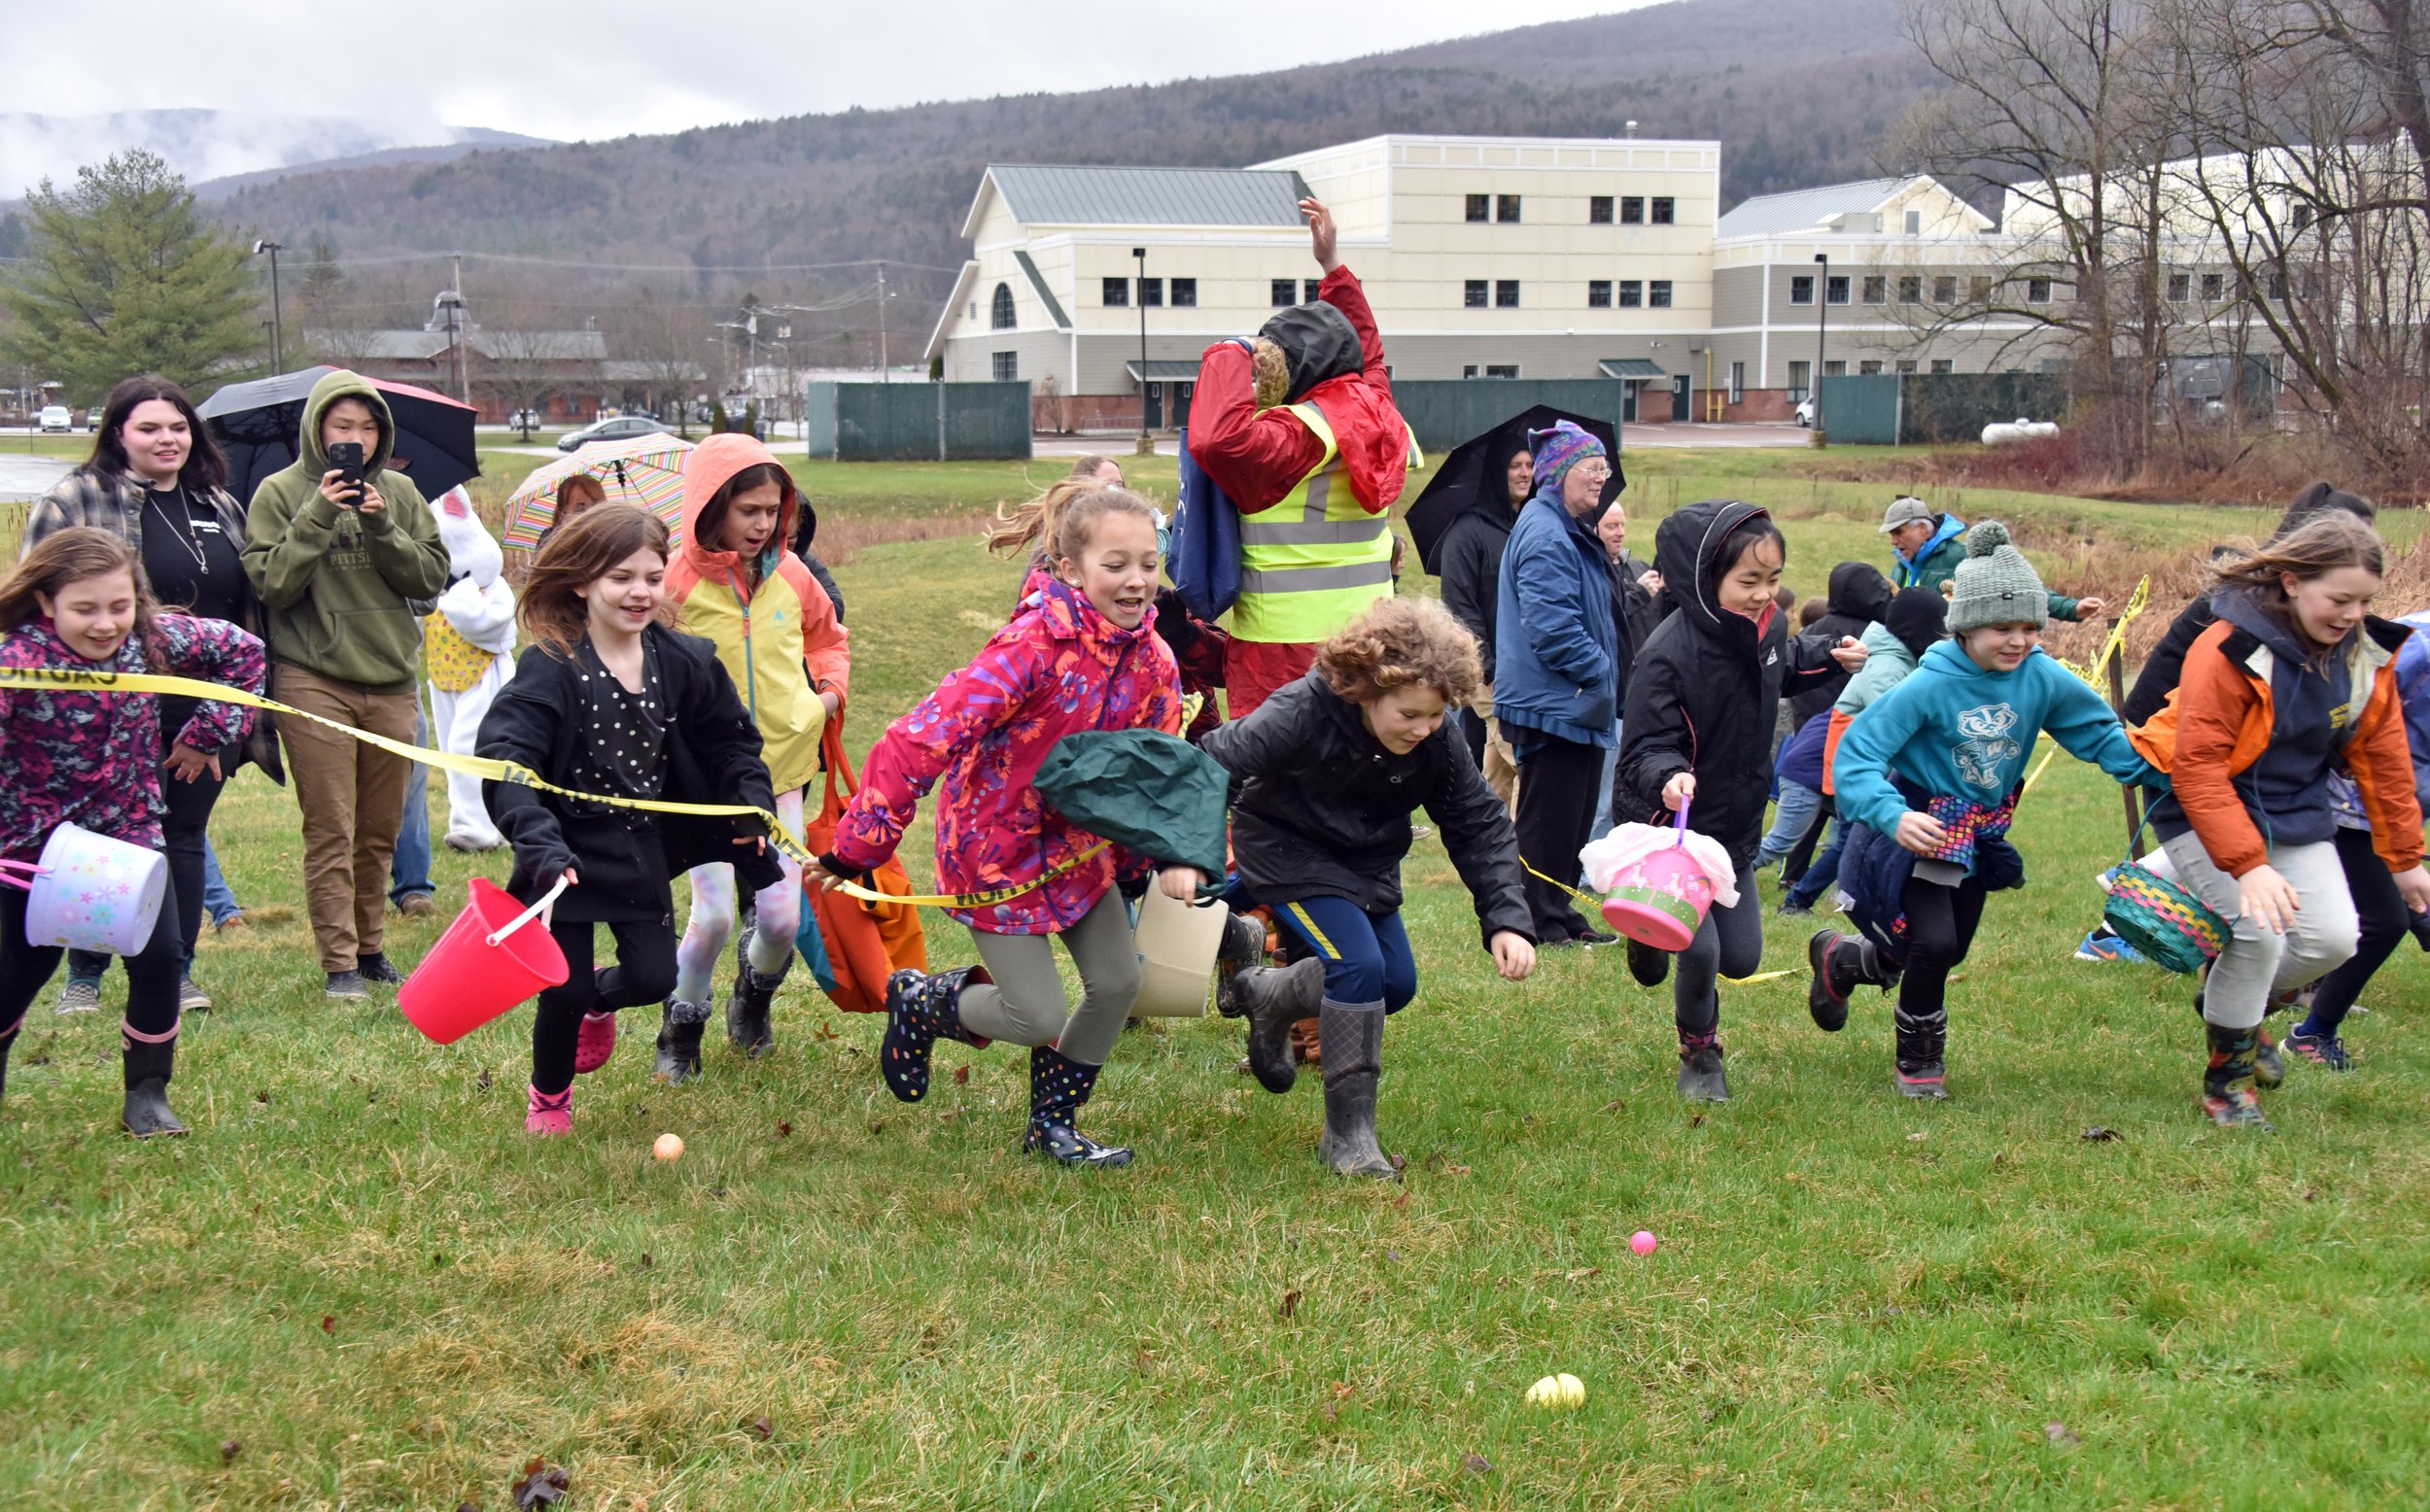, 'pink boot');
573,1012,617,1075
526,1083,573,1135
